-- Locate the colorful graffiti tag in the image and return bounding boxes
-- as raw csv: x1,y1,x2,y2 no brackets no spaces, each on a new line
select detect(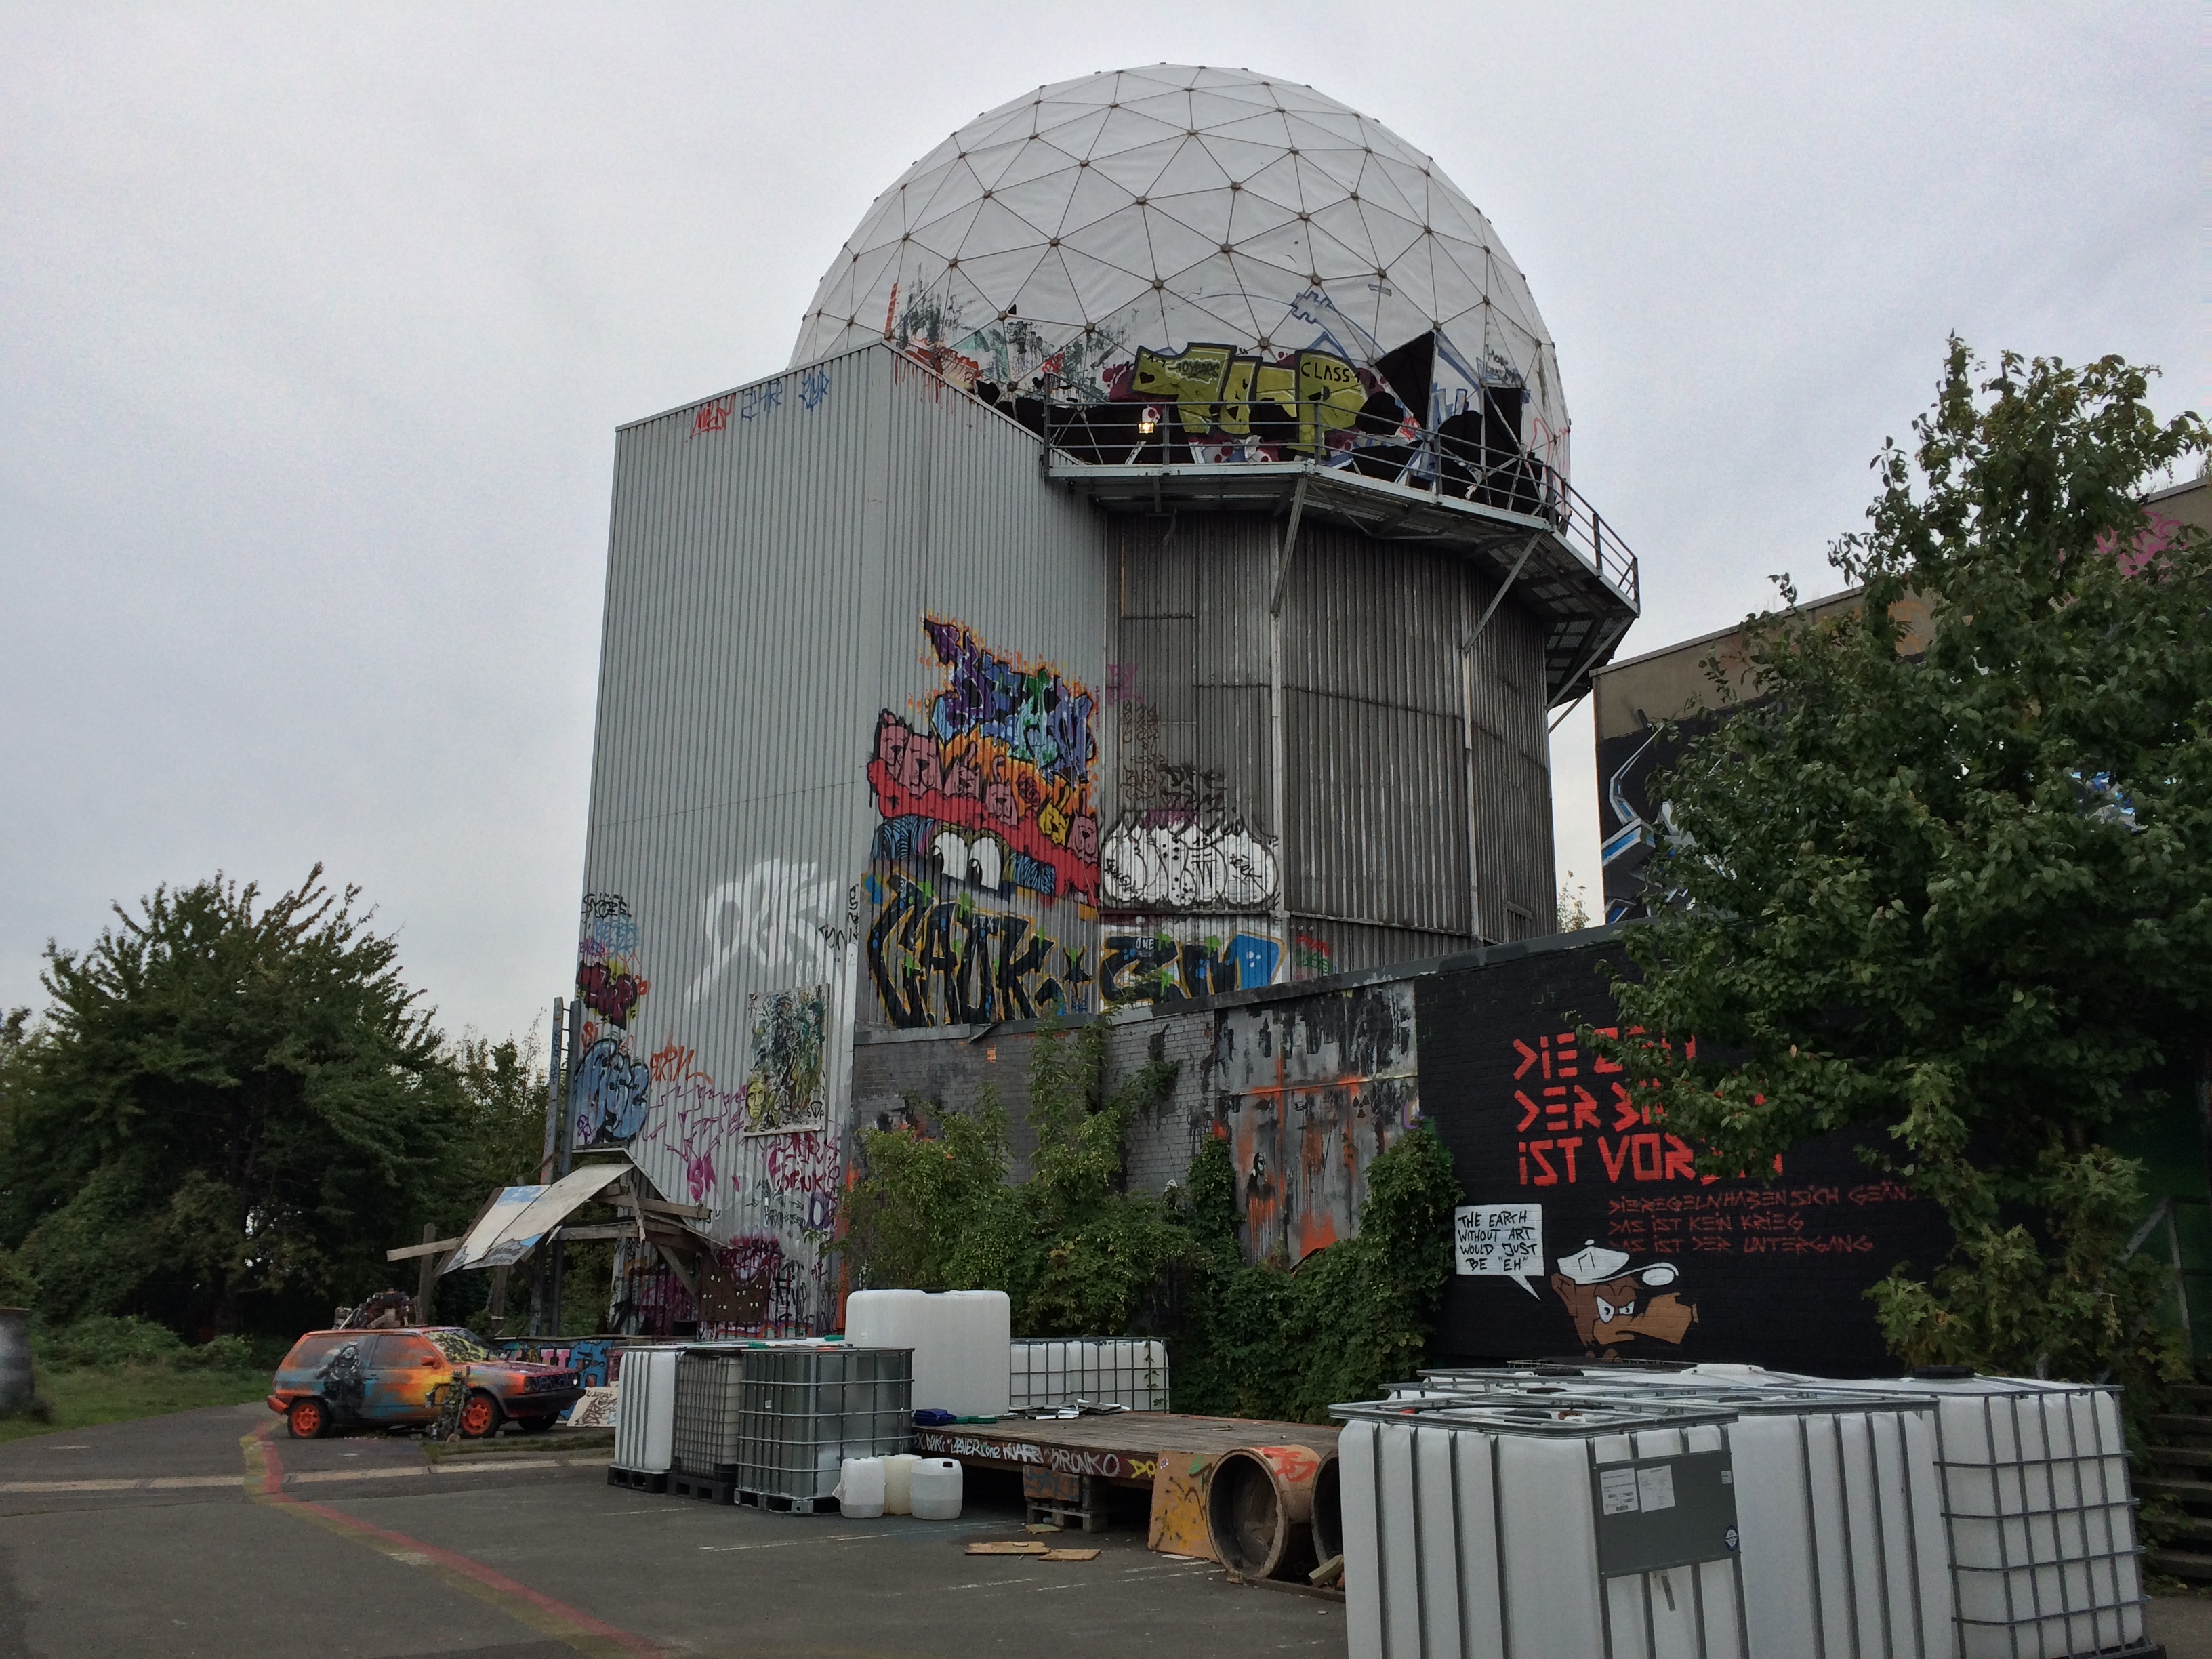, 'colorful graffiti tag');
866,619,1099,903
573,893,653,1149
866,871,1092,1028
744,987,828,1135
1101,930,1281,1005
